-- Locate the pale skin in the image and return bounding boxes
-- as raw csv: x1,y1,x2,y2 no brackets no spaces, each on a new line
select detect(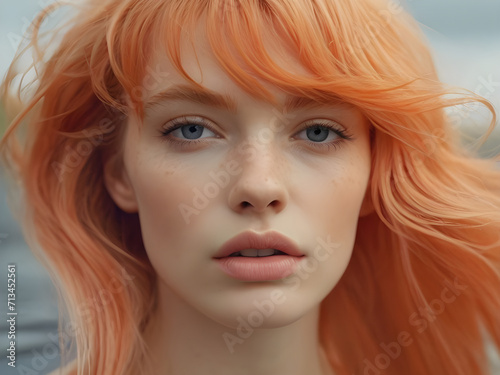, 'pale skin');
104,25,372,375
